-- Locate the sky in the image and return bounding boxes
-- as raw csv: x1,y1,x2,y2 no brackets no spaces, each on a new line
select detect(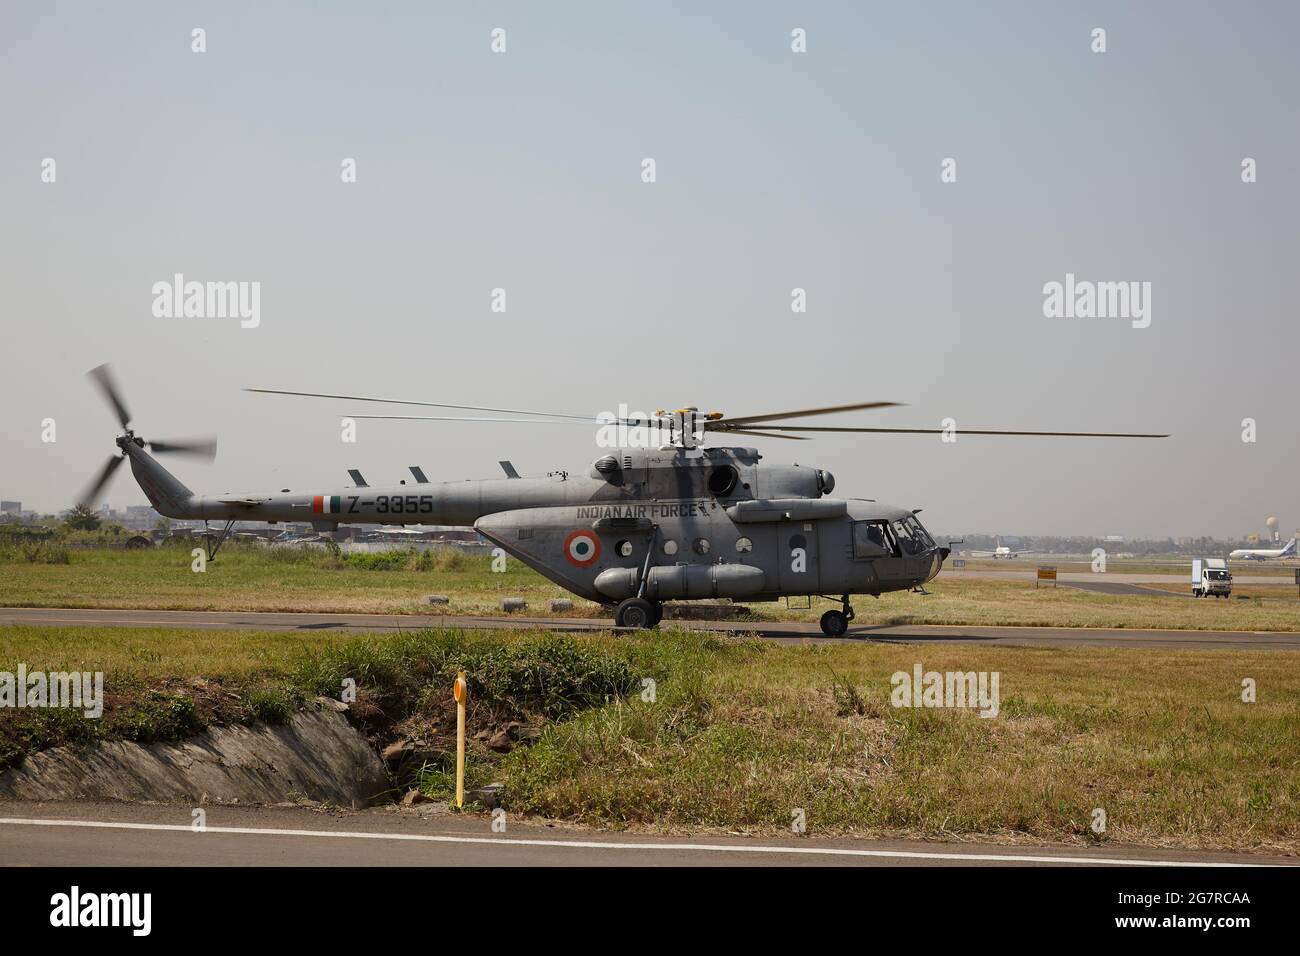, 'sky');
2,1,1297,539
